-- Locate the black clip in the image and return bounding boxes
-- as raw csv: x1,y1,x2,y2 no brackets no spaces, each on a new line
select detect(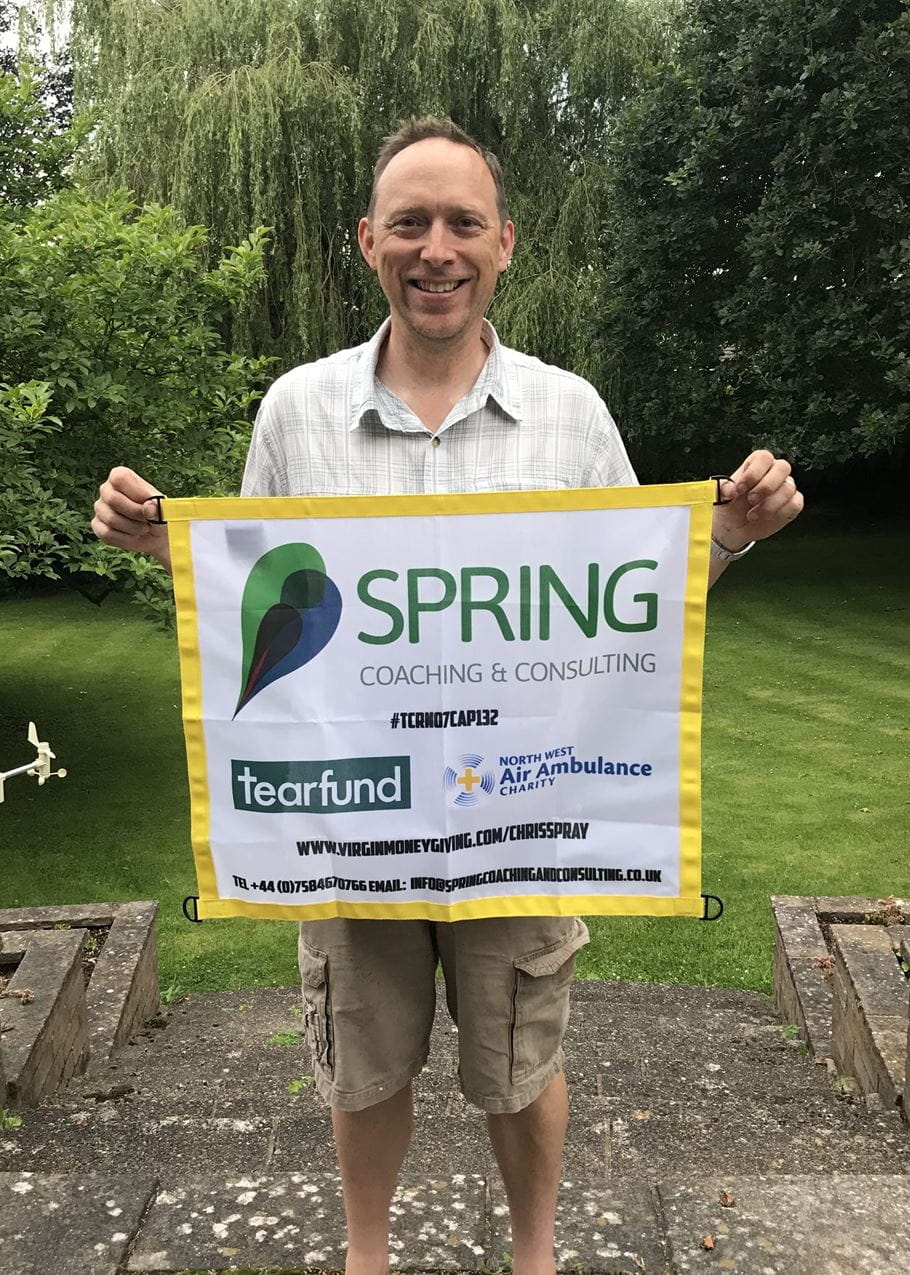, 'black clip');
701,893,724,921
147,495,167,525
182,895,202,923
710,475,734,506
